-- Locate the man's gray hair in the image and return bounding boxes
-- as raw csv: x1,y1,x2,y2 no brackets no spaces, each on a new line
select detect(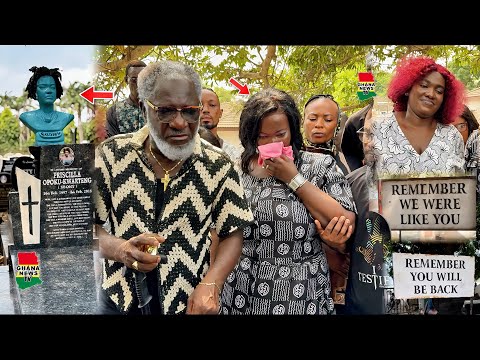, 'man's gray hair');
137,60,202,101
